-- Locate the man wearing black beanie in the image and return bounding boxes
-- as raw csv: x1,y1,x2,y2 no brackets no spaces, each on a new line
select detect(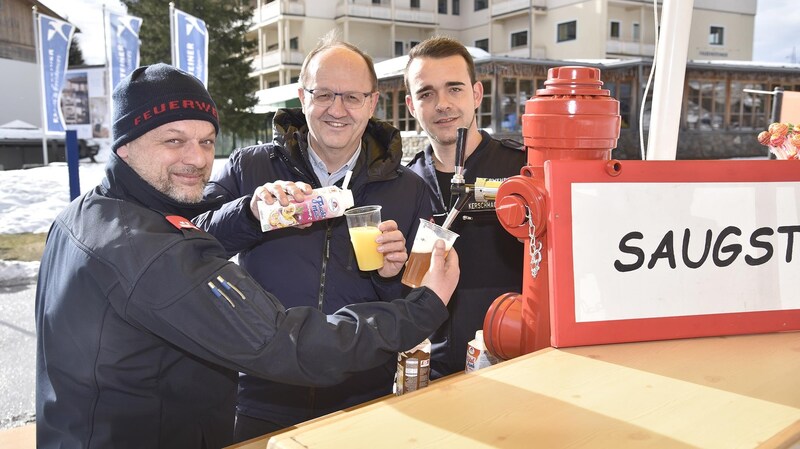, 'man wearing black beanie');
35,63,459,448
